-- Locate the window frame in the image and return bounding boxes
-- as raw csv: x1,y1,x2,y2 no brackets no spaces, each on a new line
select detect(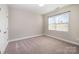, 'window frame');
48,11,70,32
